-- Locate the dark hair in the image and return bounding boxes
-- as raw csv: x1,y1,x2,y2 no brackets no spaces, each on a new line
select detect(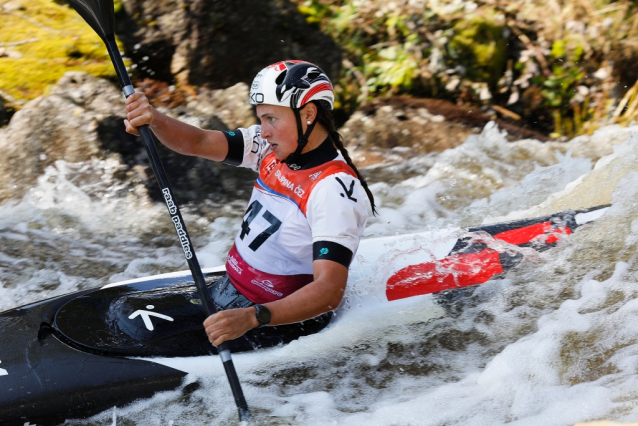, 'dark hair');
315,105,377,215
